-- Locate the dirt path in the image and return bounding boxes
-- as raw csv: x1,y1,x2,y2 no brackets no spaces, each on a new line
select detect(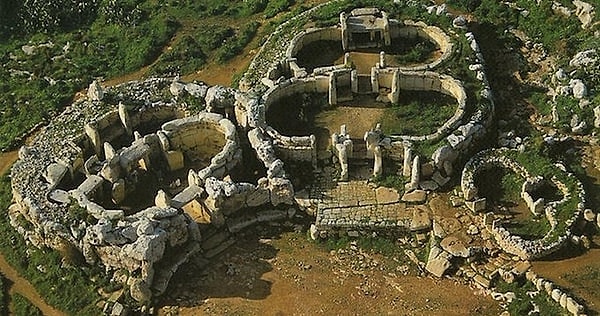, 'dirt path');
0,151,65,315
1,252,65,316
